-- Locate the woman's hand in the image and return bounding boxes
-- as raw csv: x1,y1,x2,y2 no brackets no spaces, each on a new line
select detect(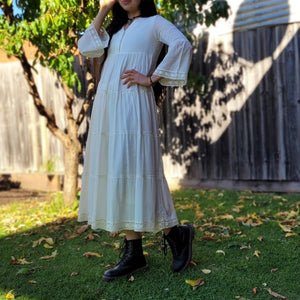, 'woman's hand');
99,0,117,10
121,69,153,88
